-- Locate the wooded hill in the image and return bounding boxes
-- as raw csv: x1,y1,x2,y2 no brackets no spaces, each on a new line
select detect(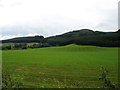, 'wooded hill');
1,29,120,47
